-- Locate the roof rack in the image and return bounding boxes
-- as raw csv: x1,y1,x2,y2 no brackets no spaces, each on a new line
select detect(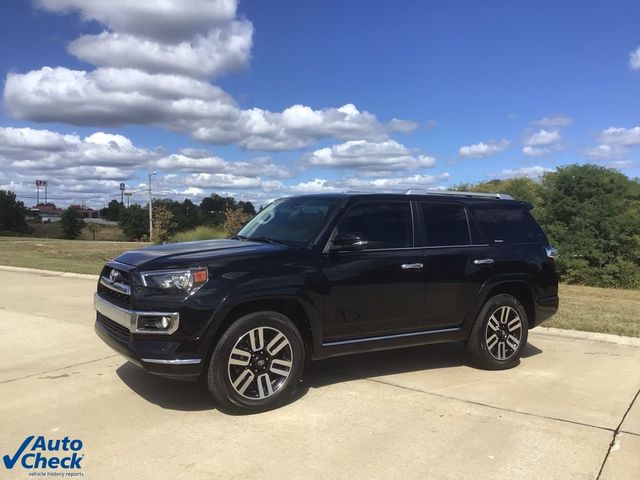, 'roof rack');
403,189,514,200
